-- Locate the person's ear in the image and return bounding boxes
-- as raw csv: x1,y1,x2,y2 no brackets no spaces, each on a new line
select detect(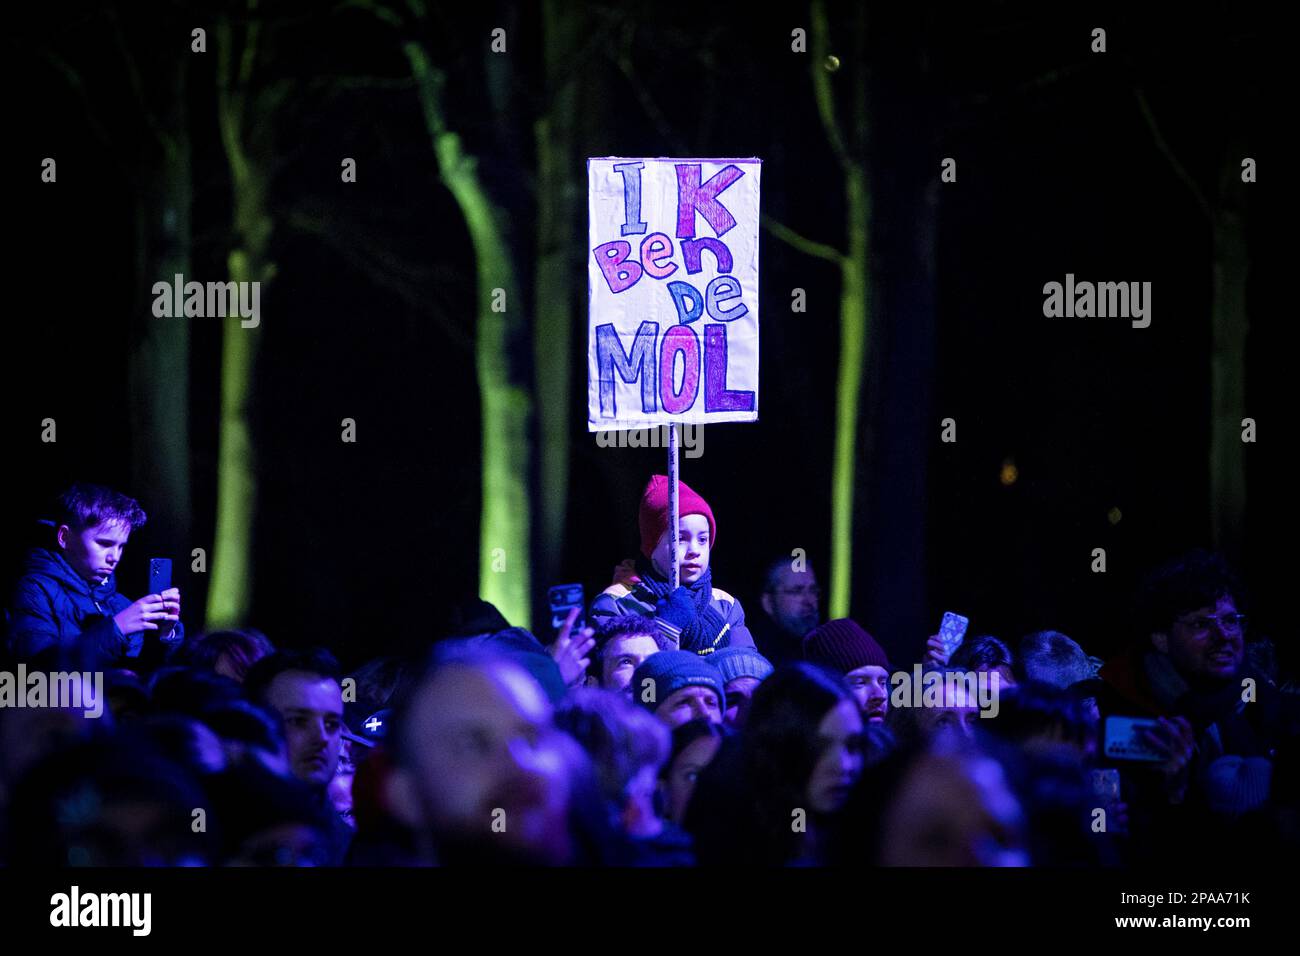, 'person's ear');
385,767,424,829
760,593,774,617
1150,631,1169,655
56,524,71,549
